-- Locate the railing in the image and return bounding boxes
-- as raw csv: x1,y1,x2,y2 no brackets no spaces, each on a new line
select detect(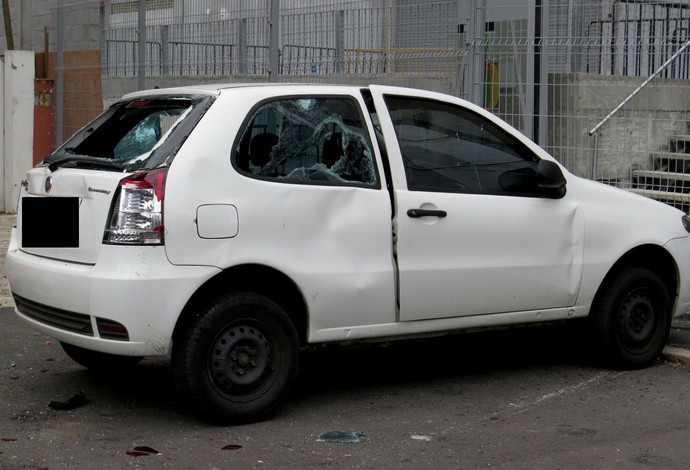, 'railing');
589,37,690,180
101,2,462,80
102,29,463,78
585,0,690,79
